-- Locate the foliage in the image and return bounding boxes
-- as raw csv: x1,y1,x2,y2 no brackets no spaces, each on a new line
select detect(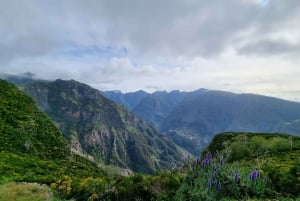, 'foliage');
0,80,69,159
175,154,271,201
0,182,64,201
204,132,300,199
1,83,299,201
